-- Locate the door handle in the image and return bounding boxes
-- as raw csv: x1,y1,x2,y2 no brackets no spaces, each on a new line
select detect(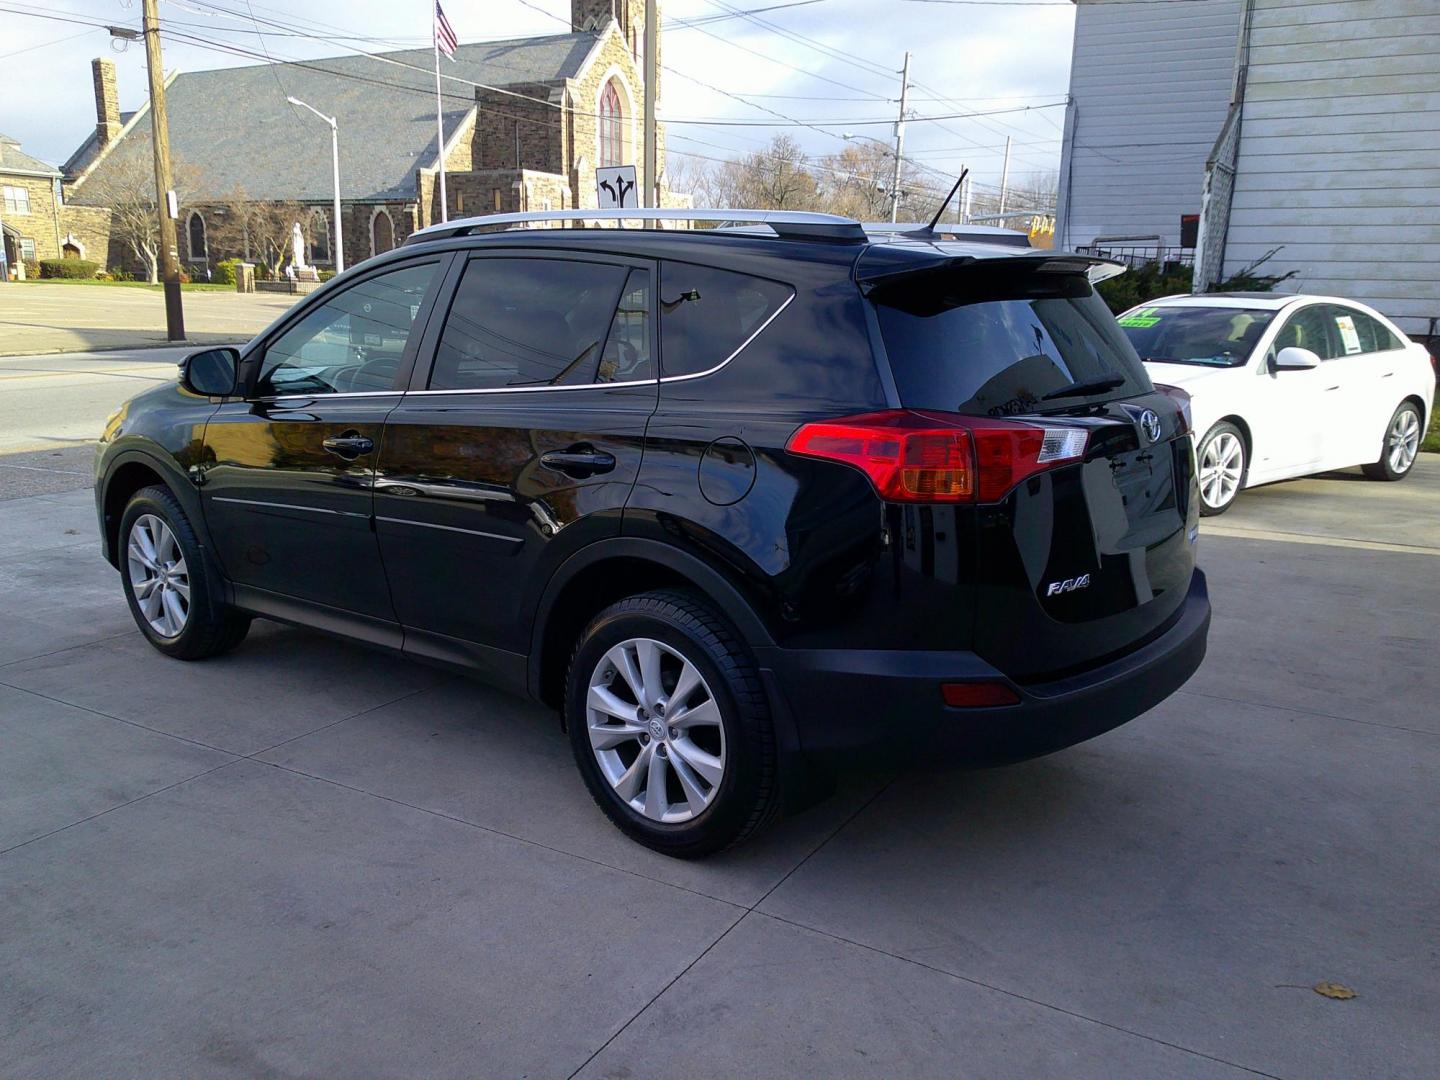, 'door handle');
322,432,375,459
540,446,616,477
